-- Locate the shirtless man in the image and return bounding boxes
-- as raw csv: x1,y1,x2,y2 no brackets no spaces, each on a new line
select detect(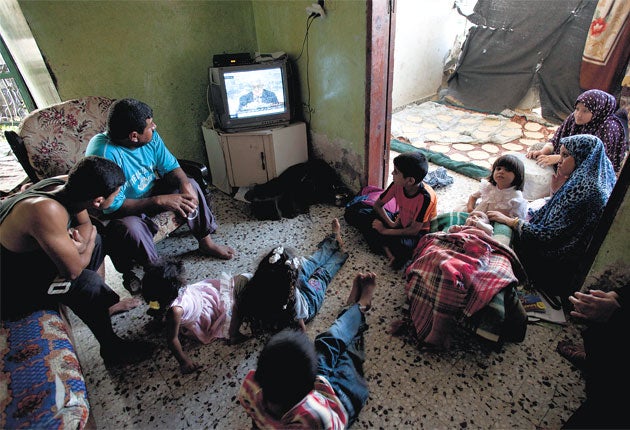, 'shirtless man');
0,156,153,365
